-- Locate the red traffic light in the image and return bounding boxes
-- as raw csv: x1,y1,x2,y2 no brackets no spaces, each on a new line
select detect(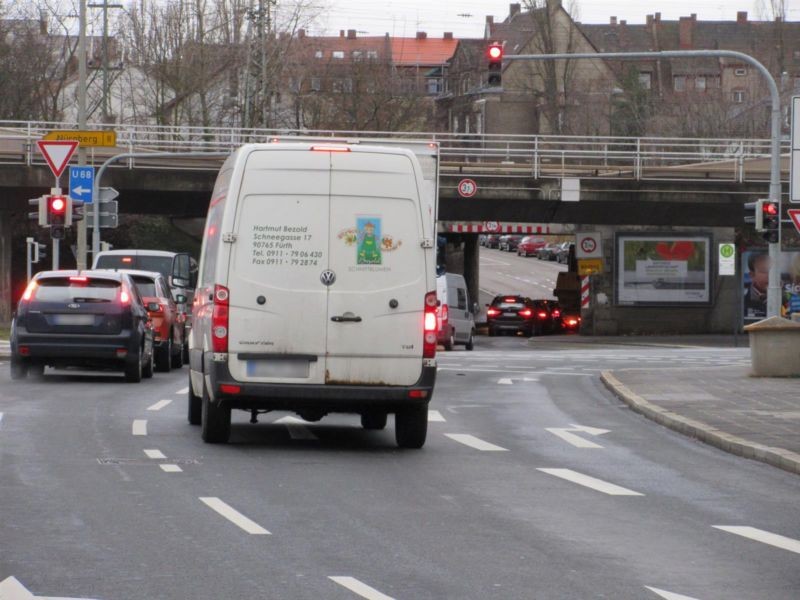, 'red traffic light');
49,196,66,213
762,202,778,216
487,44,503,60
